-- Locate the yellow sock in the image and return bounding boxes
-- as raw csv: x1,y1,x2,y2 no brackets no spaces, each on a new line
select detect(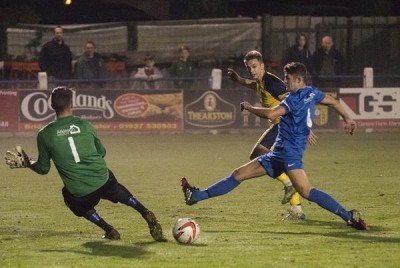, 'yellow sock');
290,192,301,206
276,173,291,186
277,173,302,208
